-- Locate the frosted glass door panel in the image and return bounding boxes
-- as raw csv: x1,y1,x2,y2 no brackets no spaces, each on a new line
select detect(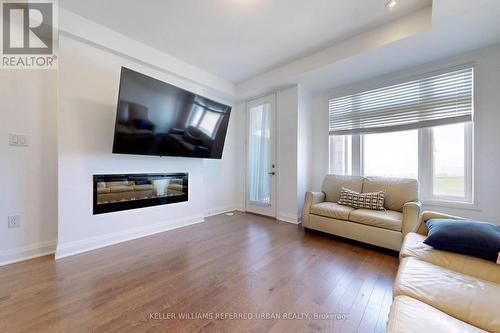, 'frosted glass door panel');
245,94,276,217
248,104,271,205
